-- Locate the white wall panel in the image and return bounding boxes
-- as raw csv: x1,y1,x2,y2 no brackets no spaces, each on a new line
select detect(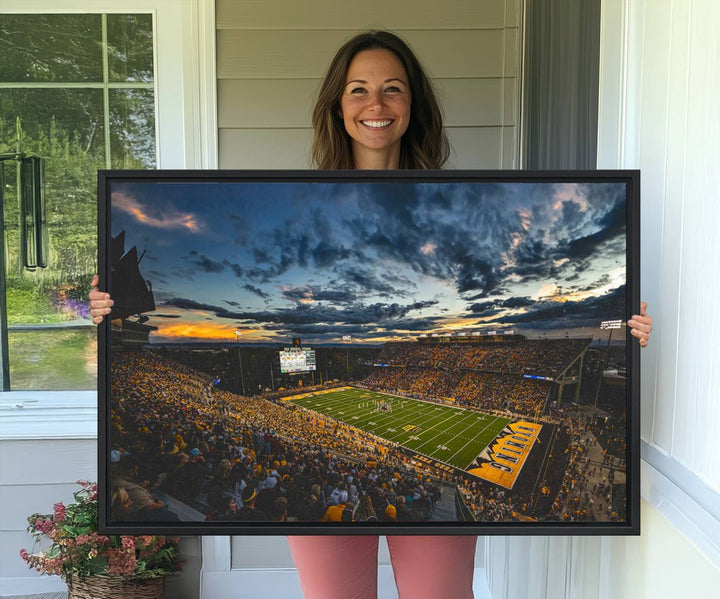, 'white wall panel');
217,0,507,30
446,127,505,169
672,1,720,484
218,78,515,129
637,0,674,451
218,29,508,80
219,128,313,169
0,439,96,484
230,536,296,569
